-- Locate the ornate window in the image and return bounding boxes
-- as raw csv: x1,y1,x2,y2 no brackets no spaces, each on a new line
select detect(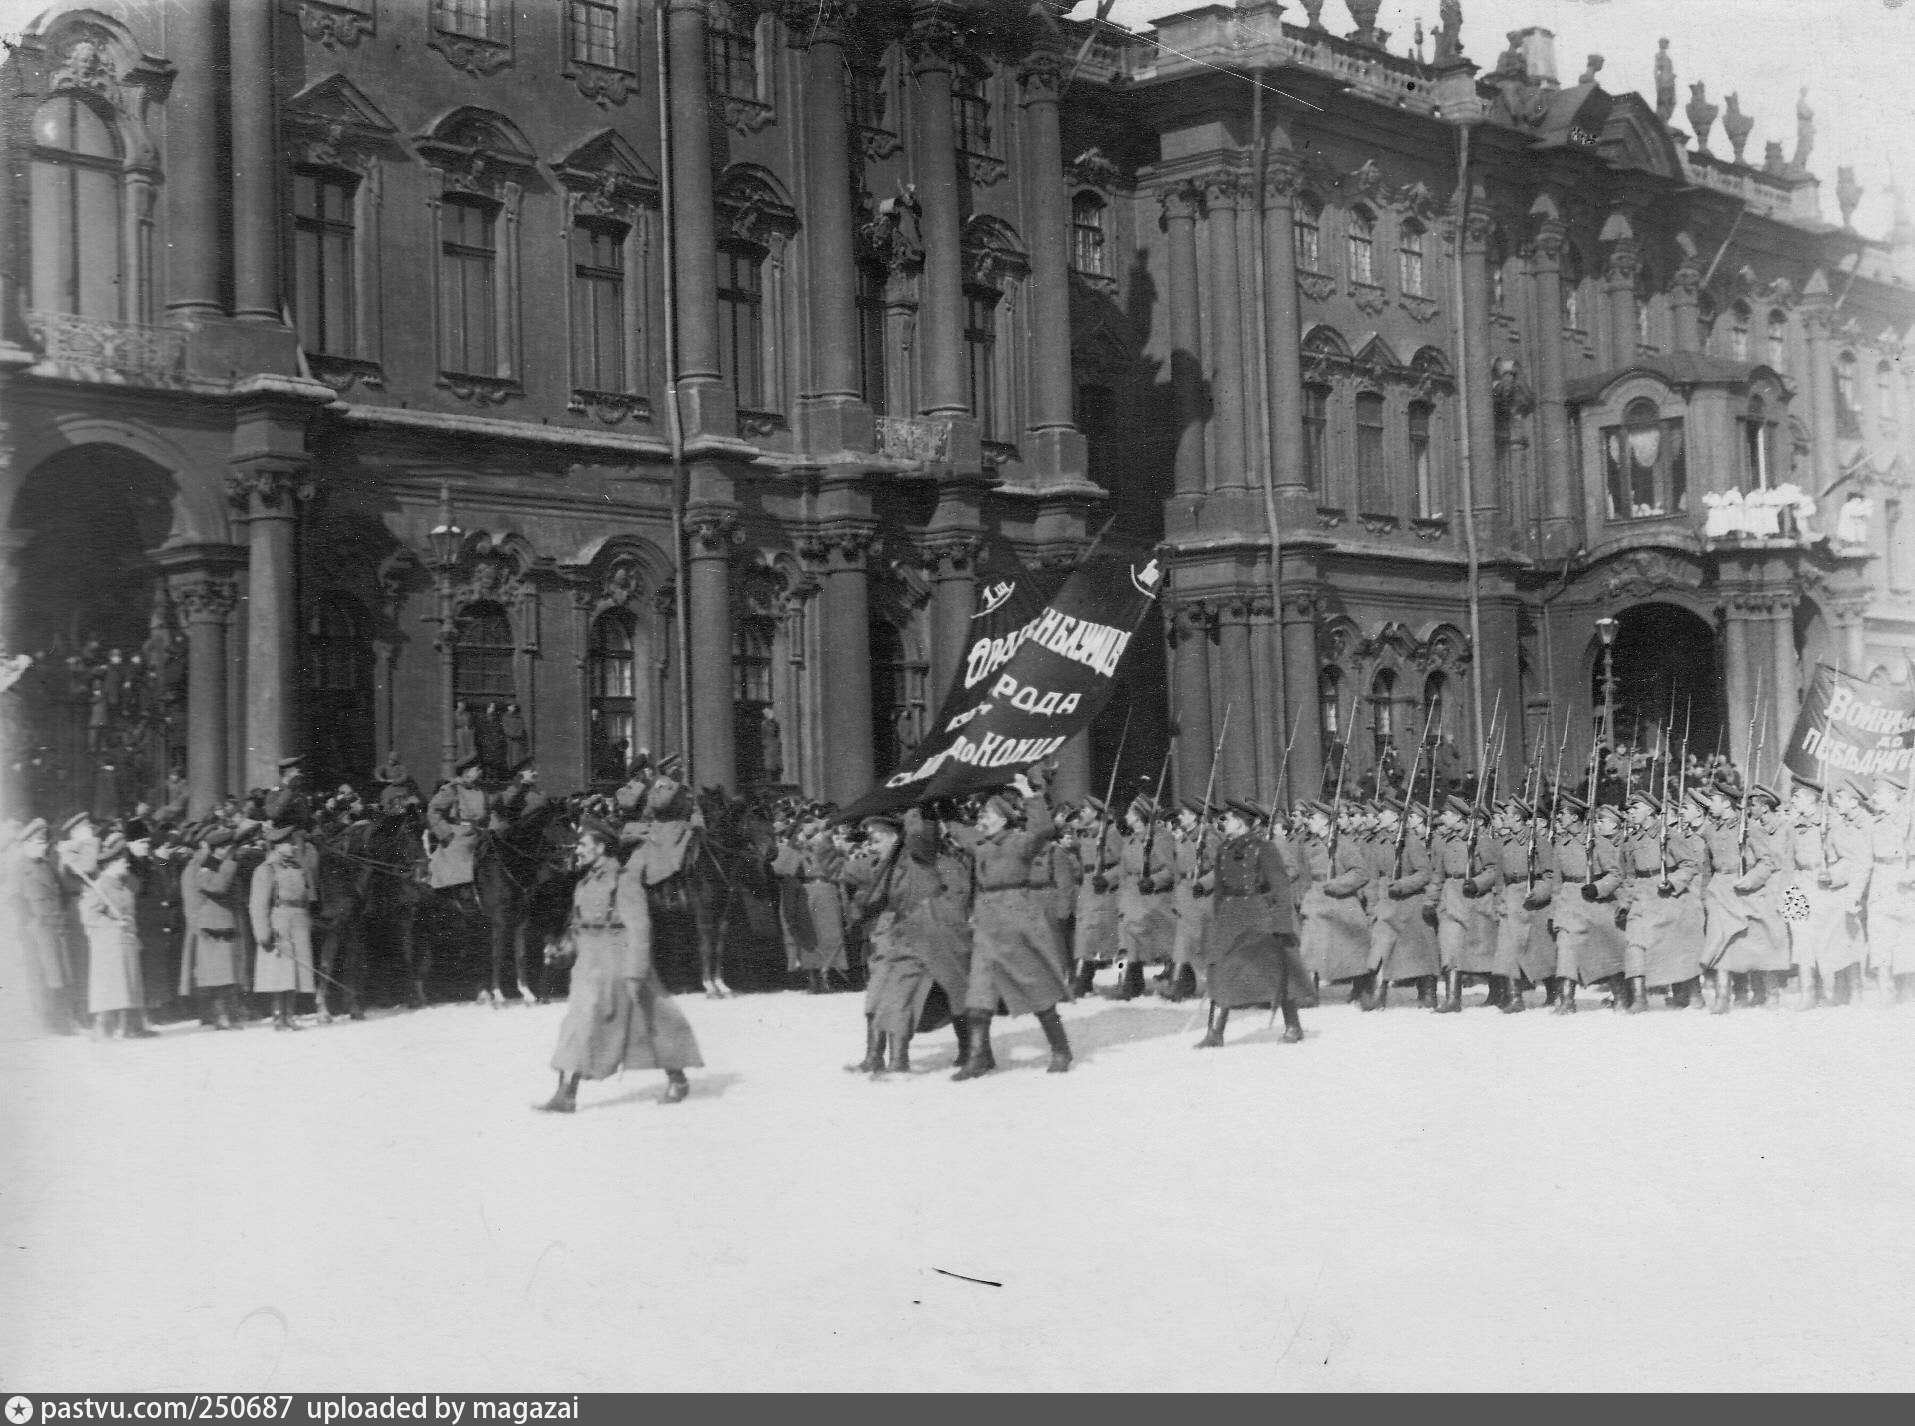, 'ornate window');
29,95,123,320
571,217,628,396
1878,359,1898,433
1354,390,1387,512
1347,207,1376,285
965,284,1001,439
1767,310,1788,370
453,603,516,710
1293,195,1322,273
1602,397,1687,520
439,195,498,377
1561,244,1585,330
1409,401,1438,518
588,609,637,785
856,261,887,415
429,0,512,73
293,169,357,358
1836,350,1860,437
1421,671,1448,746
564,0,637,103
1319,665,1345,767
706,1,759,99
869,619,926,778
435,0,498,39
1071,191,1108,277
1303,384,1330,494
568,0,619,67
1743,393,1776,489
1397,219,1426,297
1728,300,1751,360
953,64,993,158
1369,668,1397,767
717,240,766,410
